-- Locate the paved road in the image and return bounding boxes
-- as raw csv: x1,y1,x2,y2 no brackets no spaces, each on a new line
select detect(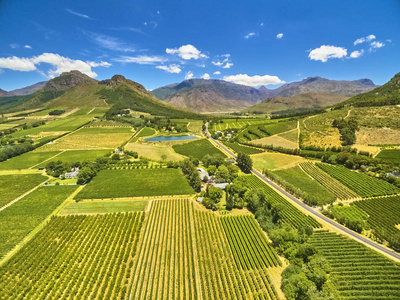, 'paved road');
206,124,400,262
